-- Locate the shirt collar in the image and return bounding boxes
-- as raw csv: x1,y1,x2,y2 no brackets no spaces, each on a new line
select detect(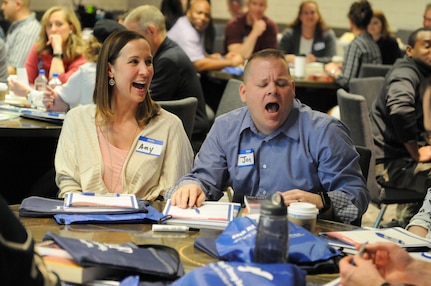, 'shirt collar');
239,99,301,141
